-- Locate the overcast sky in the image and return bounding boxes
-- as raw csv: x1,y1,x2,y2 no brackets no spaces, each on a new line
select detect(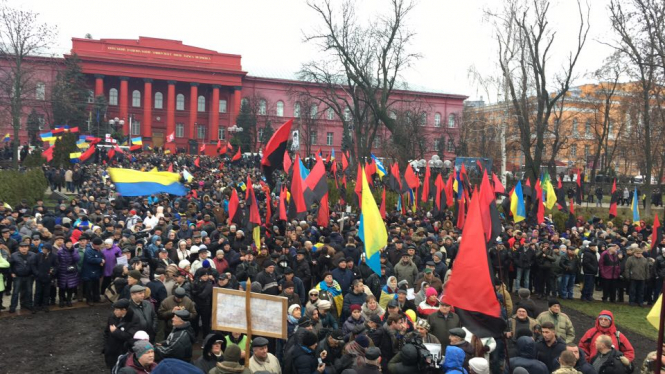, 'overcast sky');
15,0,616,102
